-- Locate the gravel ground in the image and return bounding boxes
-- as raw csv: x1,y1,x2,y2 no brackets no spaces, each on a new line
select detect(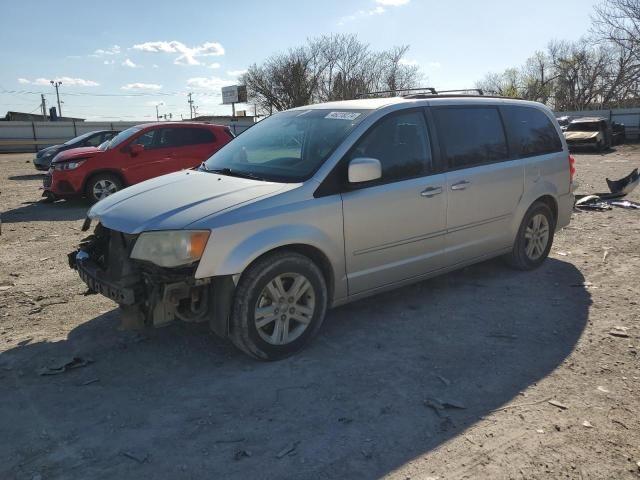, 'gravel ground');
0,147,639,480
